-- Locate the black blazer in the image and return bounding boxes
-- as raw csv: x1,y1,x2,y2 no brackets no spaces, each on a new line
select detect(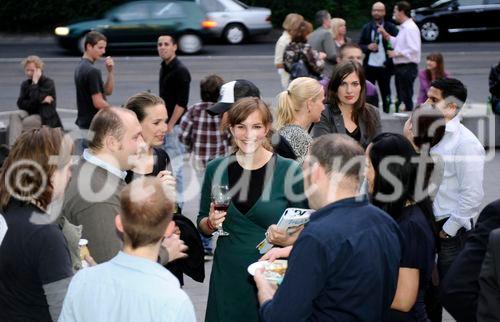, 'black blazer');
441,199,500,322
311,102,382,148
477,227,500,322
358,20,399,72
